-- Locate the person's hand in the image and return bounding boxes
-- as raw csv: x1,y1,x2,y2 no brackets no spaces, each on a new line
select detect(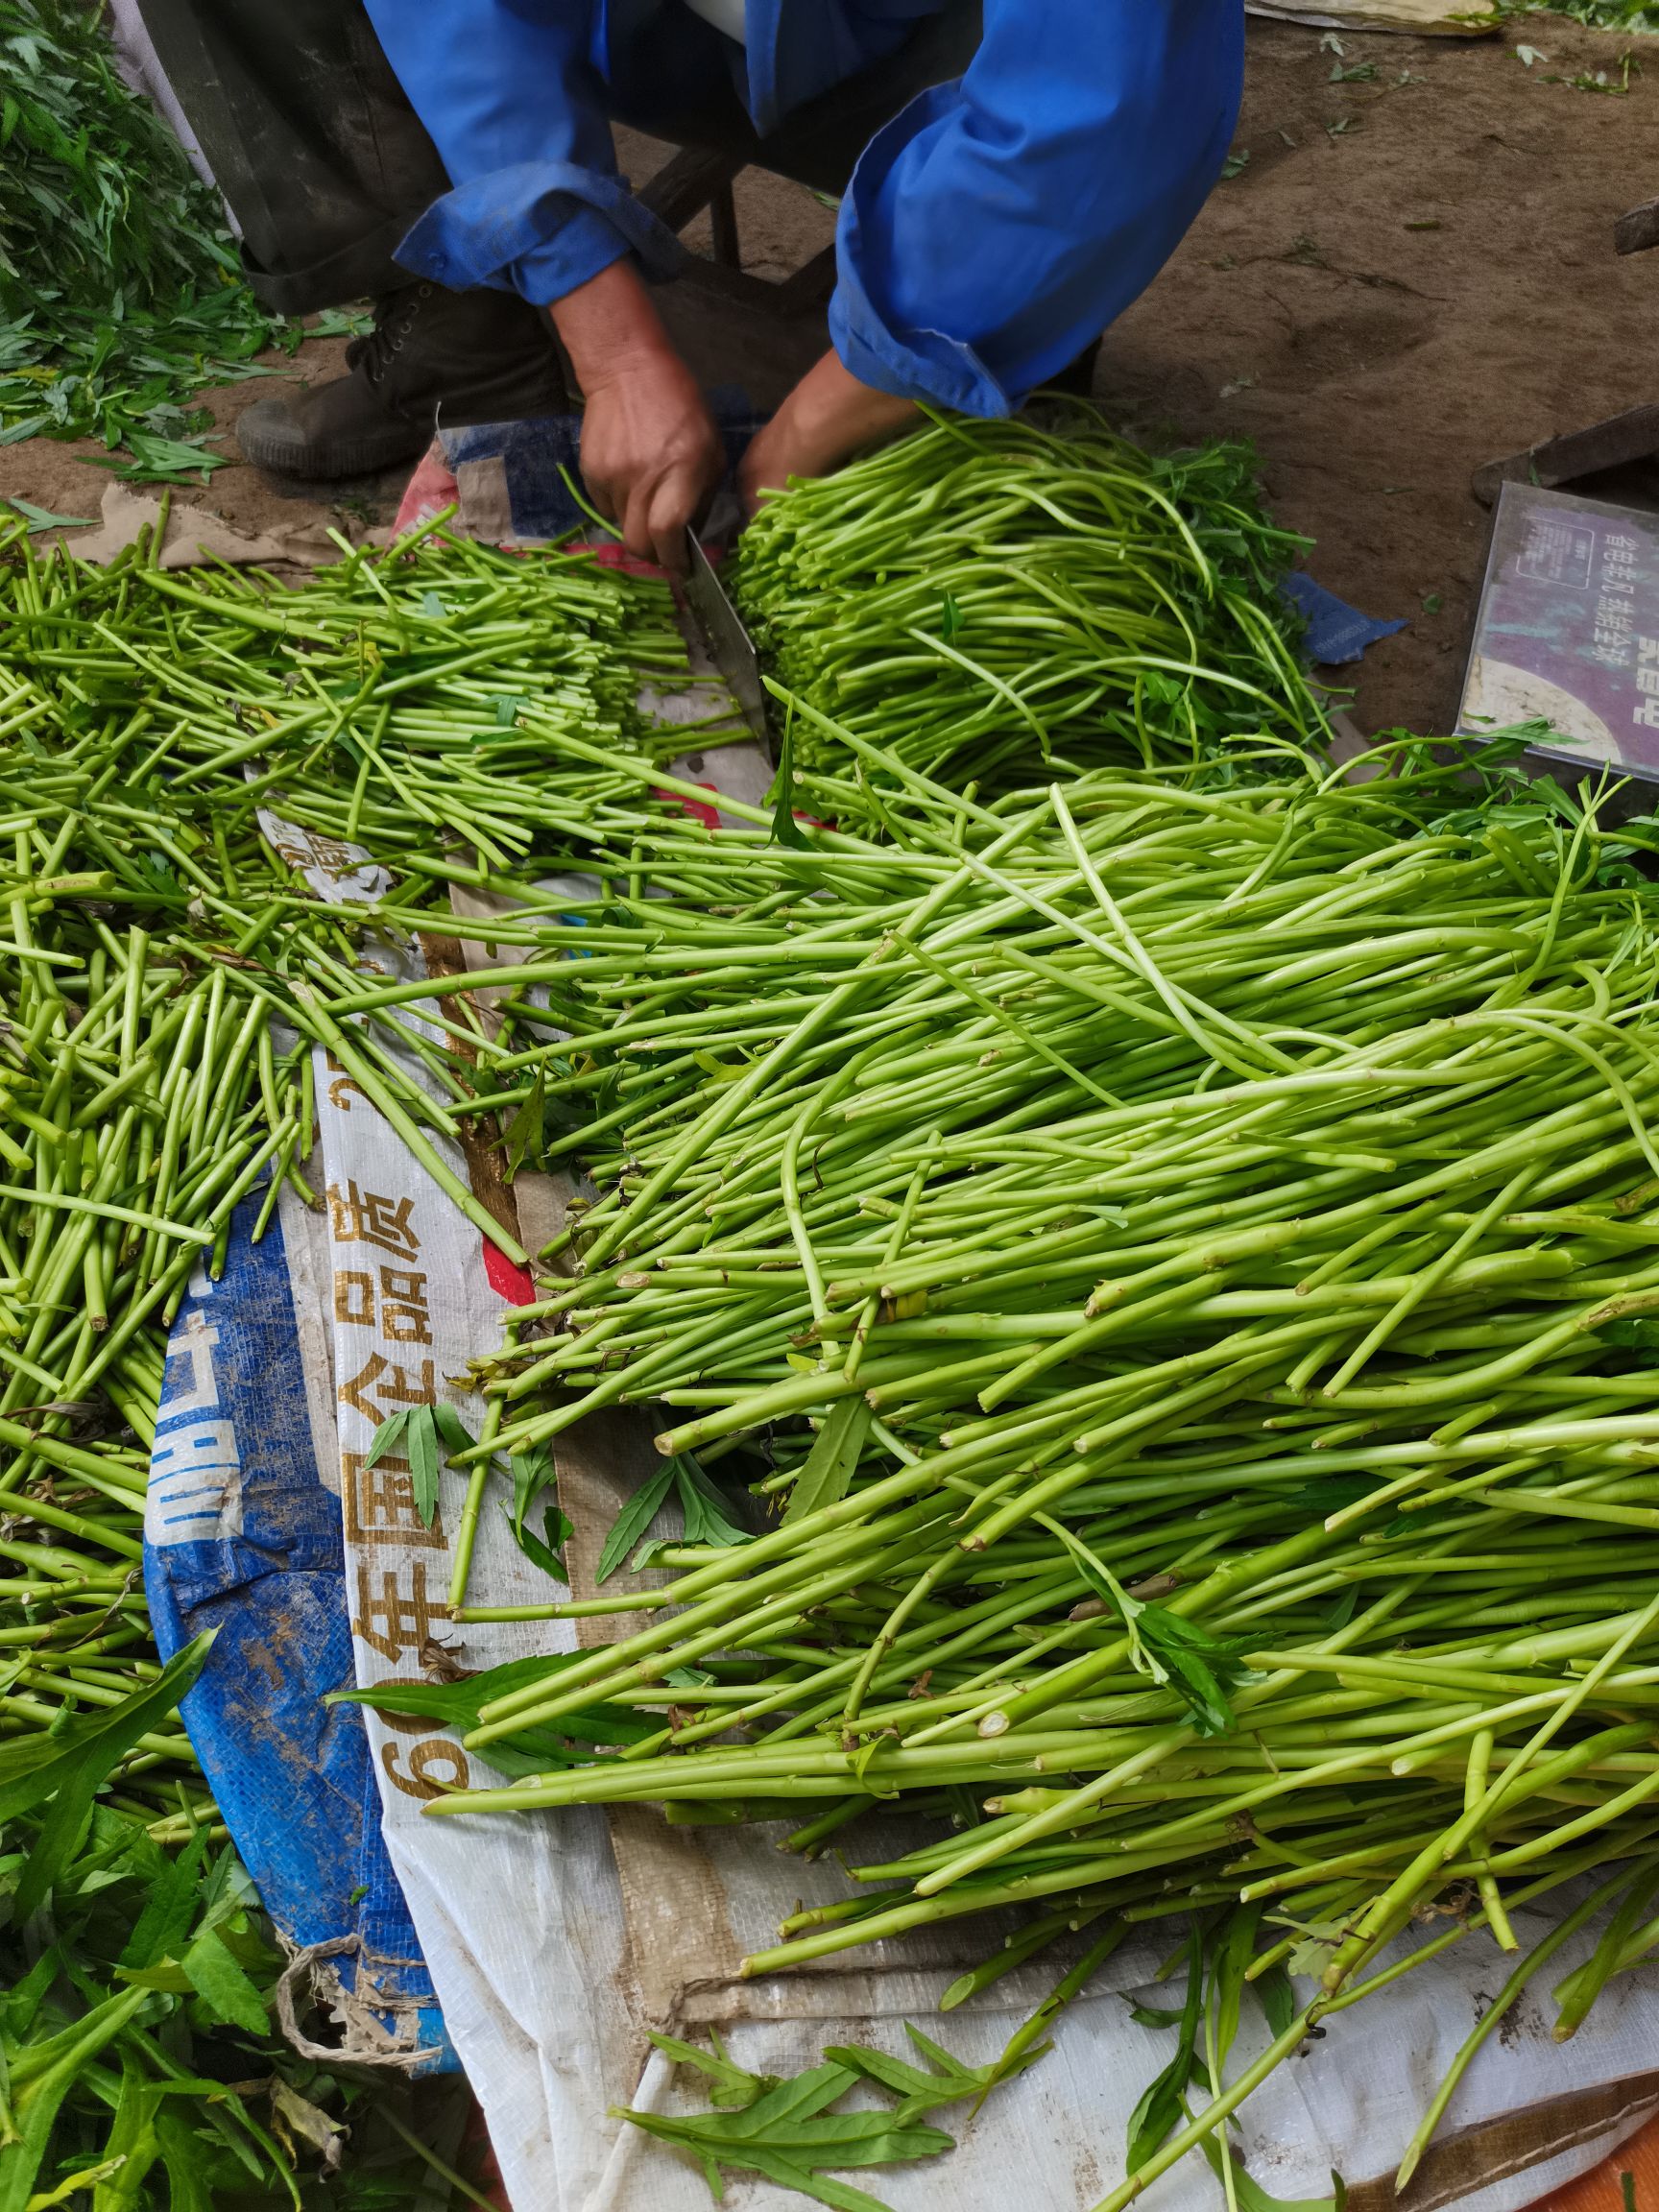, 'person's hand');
549,260,722,572
739,350,919,515
578,349,723,571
